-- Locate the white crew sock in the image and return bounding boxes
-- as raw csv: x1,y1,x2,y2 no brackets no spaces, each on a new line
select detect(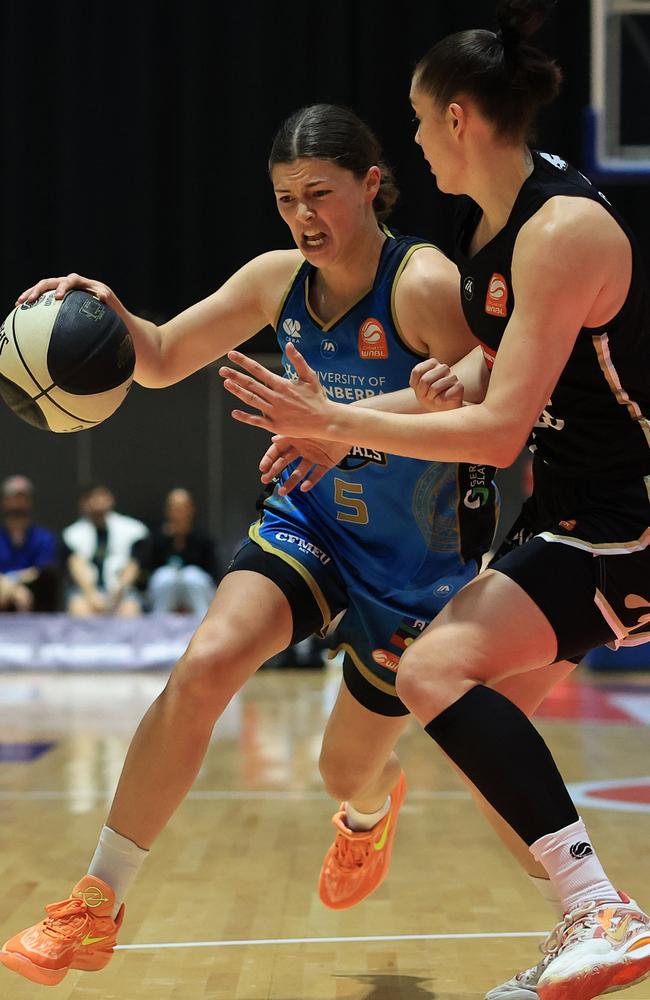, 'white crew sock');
528,873,564,918
530,818,619,913
345,795,391,832
88,825,149,918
